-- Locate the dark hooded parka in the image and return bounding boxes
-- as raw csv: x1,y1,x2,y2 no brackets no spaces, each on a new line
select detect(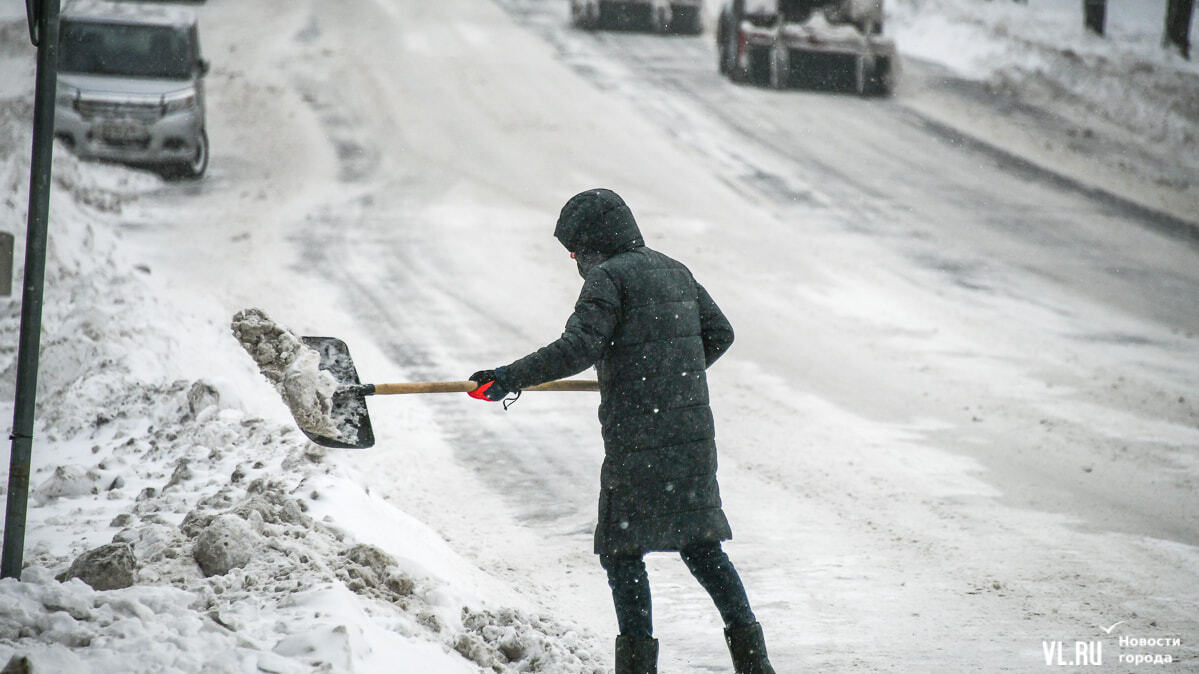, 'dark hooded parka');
495,189,735,556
